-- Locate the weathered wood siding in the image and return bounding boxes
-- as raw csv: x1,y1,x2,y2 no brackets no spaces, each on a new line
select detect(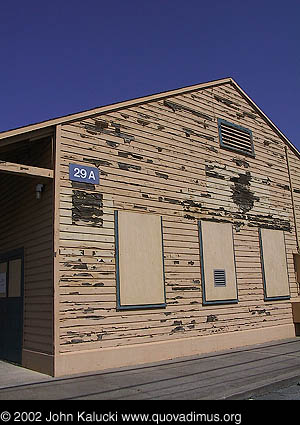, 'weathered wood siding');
58,81,297,354
0,141,54,355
